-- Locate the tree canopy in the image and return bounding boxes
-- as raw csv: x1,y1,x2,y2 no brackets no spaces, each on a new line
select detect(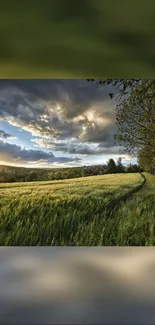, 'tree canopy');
106,158,117,174
88,79,155,173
